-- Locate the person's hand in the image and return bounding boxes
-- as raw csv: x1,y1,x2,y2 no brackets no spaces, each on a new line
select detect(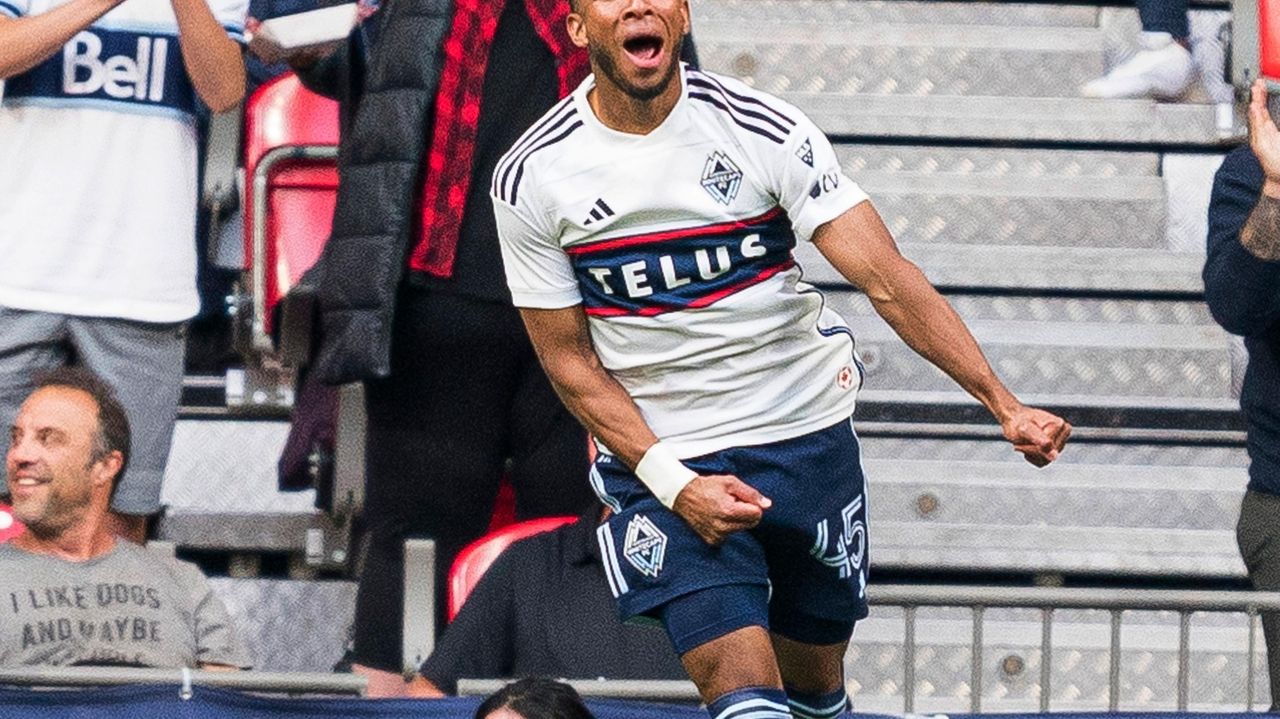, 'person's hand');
1248,79,1280,199
1000,405,1071,467
245,17,342,68
671,475,772,546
